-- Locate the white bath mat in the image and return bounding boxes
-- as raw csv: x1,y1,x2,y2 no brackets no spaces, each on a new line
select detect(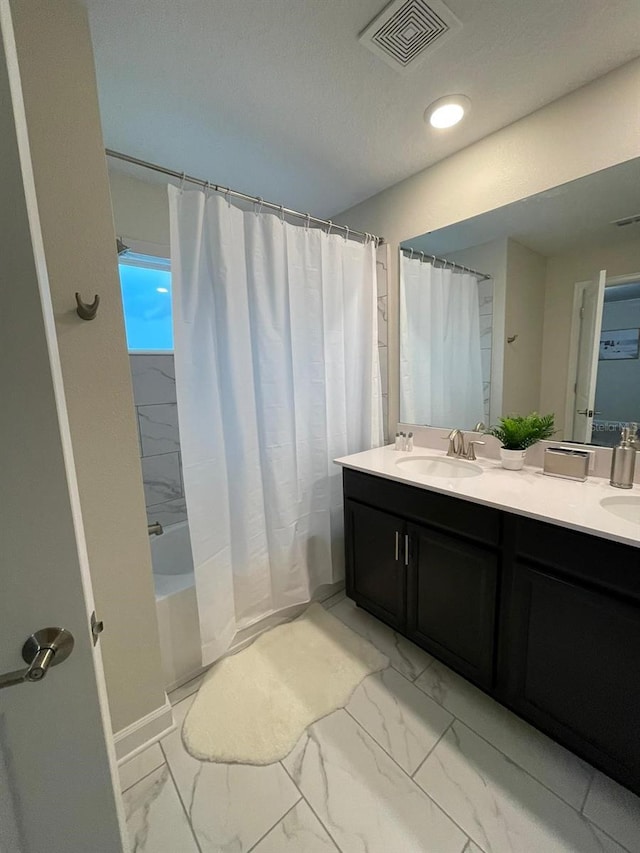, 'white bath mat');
182,602,388,765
